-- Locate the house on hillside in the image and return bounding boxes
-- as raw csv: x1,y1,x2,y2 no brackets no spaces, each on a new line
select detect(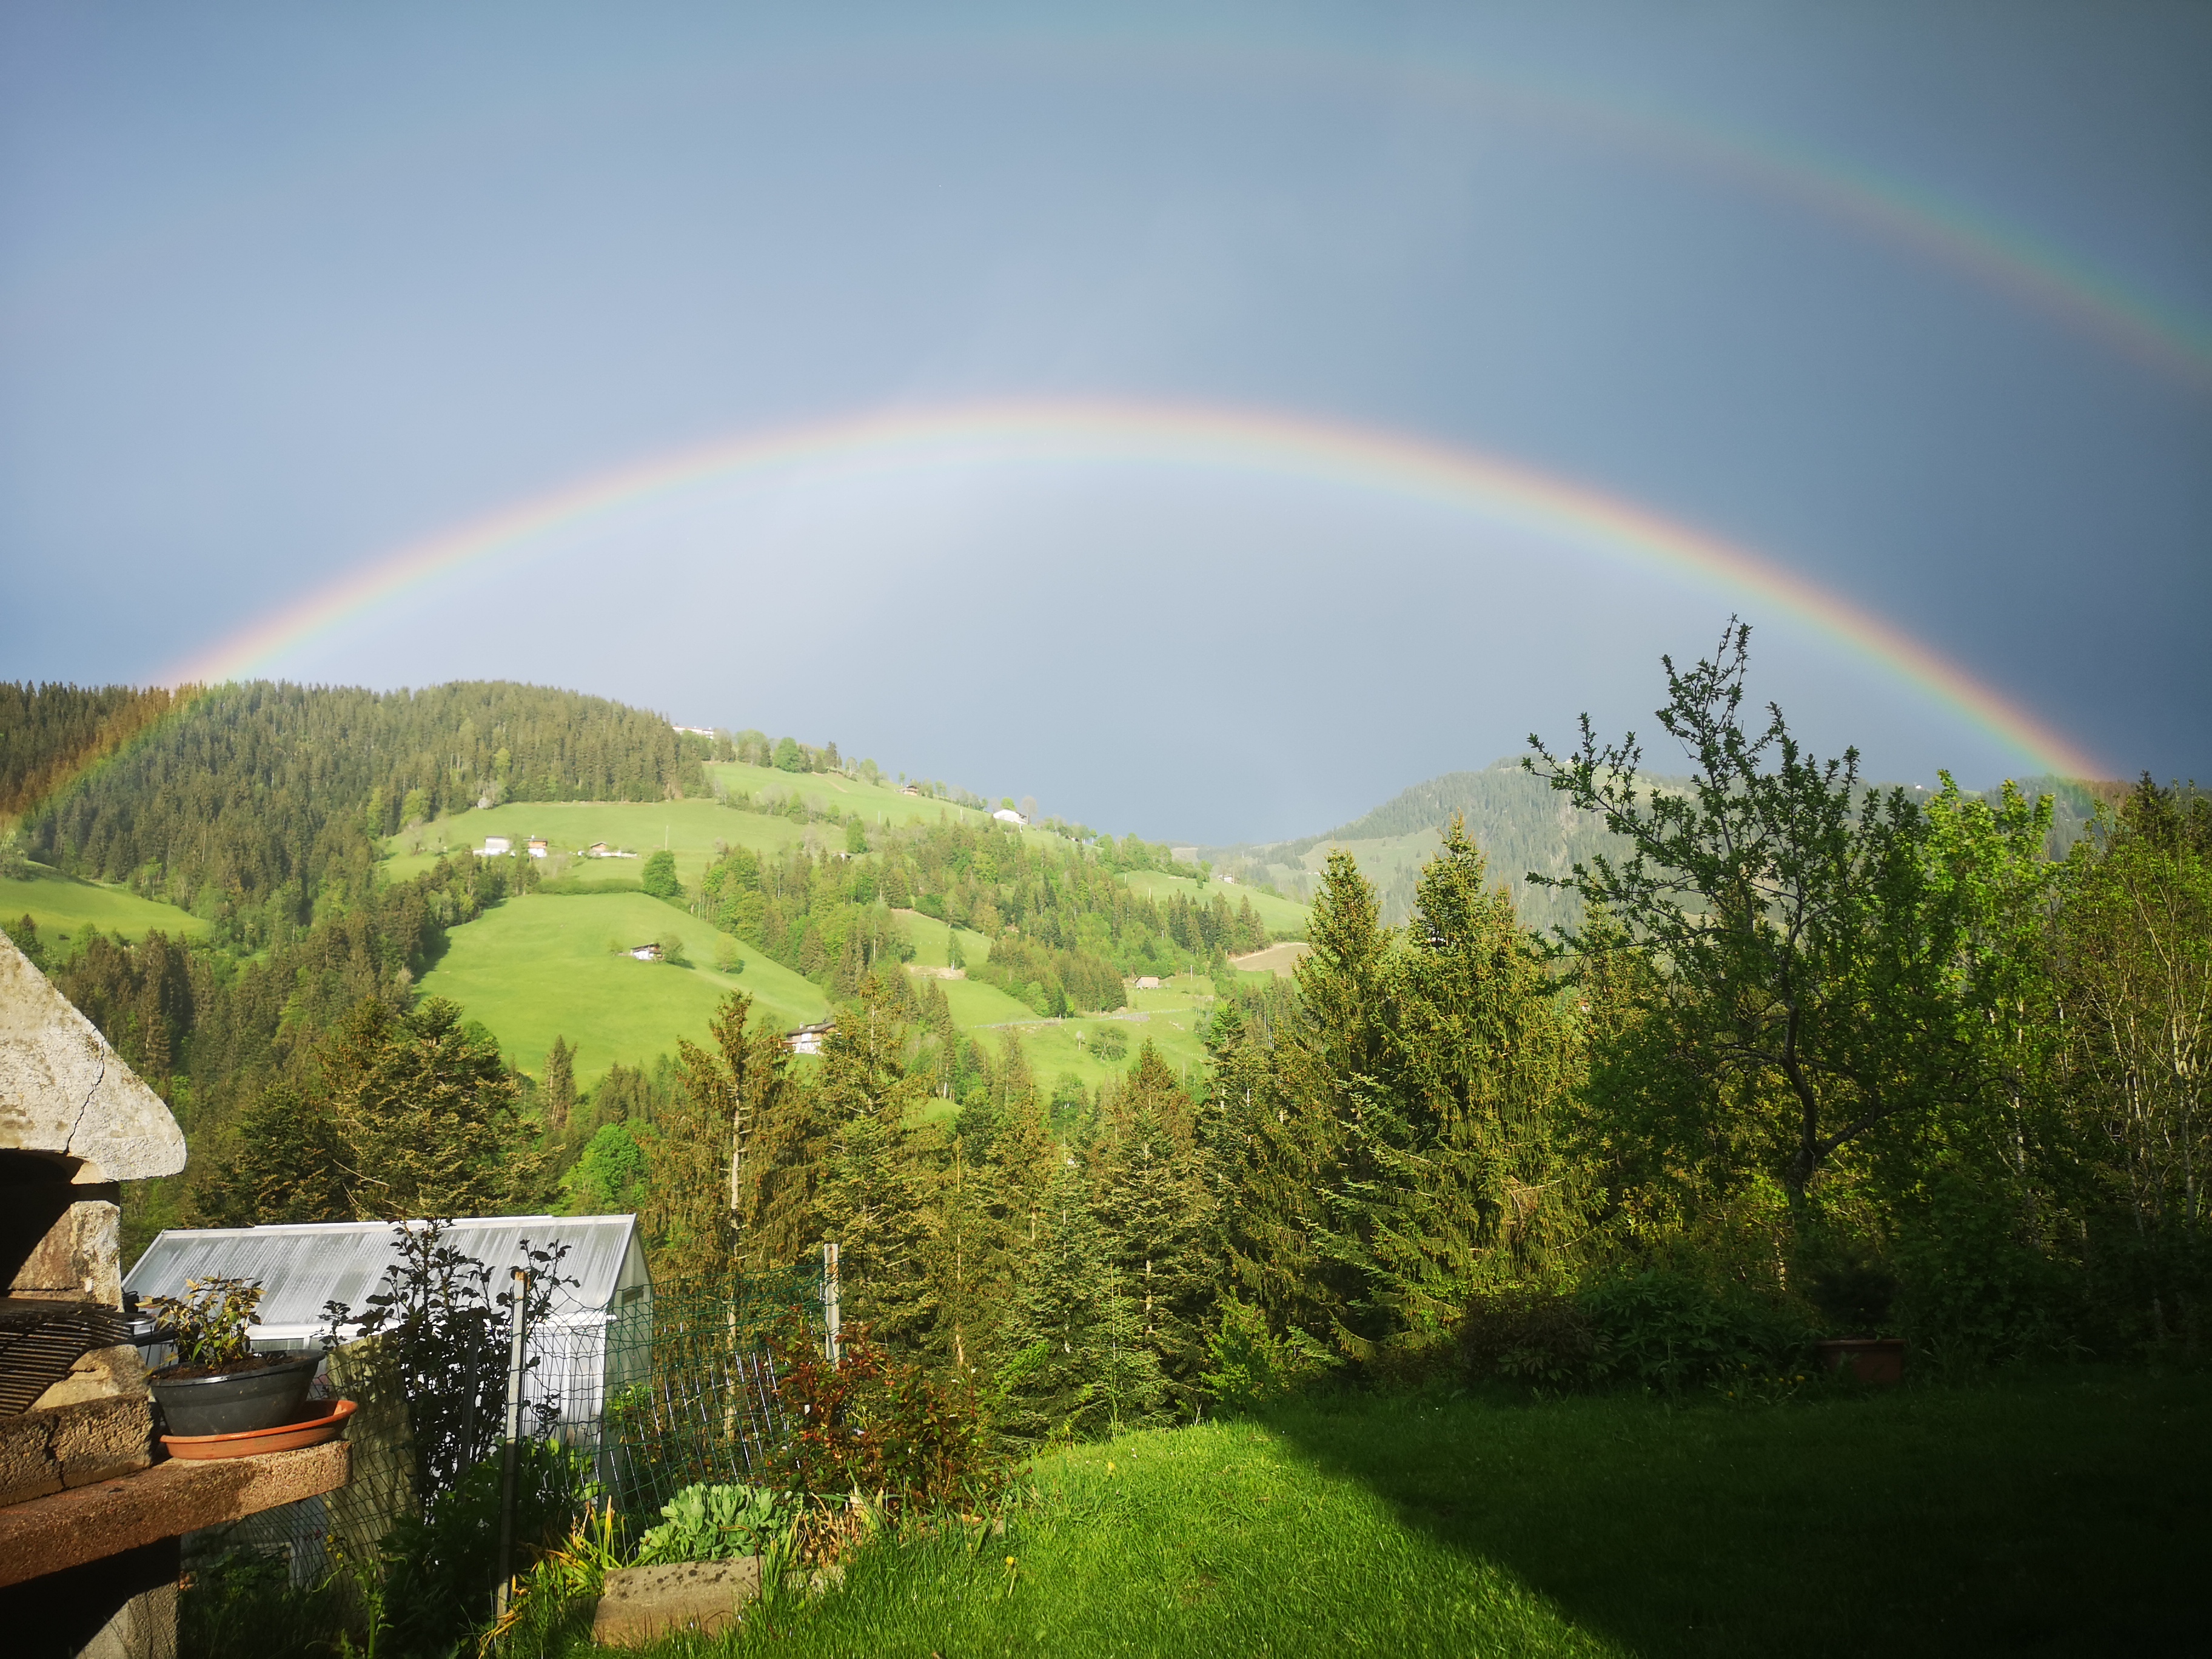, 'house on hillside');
528,837,549,859
992,808,1025,827
628,943,663,962
1133,976,1164,991
481,835,512,856
900,783,920,797
787,1021,834,1056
